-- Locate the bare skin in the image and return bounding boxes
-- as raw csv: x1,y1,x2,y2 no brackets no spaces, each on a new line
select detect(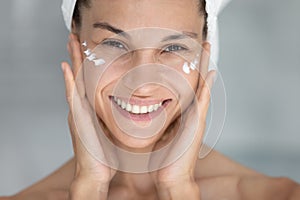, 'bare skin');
4,153,300,199
1,0,300,199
